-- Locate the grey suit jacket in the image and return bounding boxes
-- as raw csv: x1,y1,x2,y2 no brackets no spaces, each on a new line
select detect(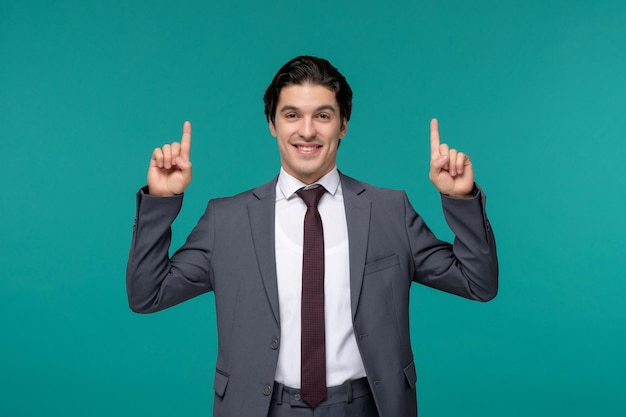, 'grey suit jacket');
127,172,498,417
